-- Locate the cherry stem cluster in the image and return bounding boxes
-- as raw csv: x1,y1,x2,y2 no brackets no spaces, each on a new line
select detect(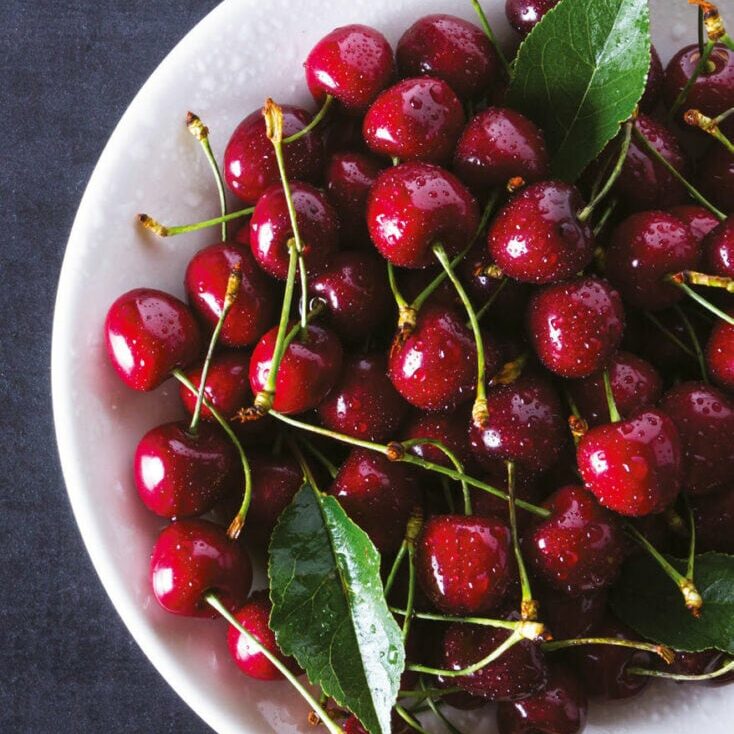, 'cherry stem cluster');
685,108,734,154
543,636,675,664
137,206,254,238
